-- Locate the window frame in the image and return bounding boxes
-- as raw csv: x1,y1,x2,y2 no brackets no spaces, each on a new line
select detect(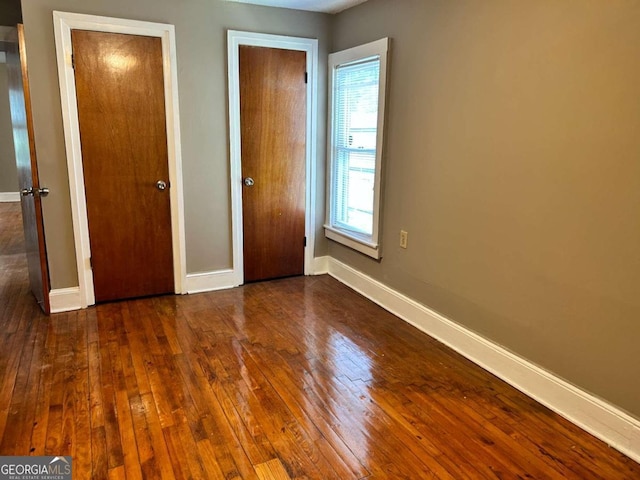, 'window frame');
325,37,389,259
